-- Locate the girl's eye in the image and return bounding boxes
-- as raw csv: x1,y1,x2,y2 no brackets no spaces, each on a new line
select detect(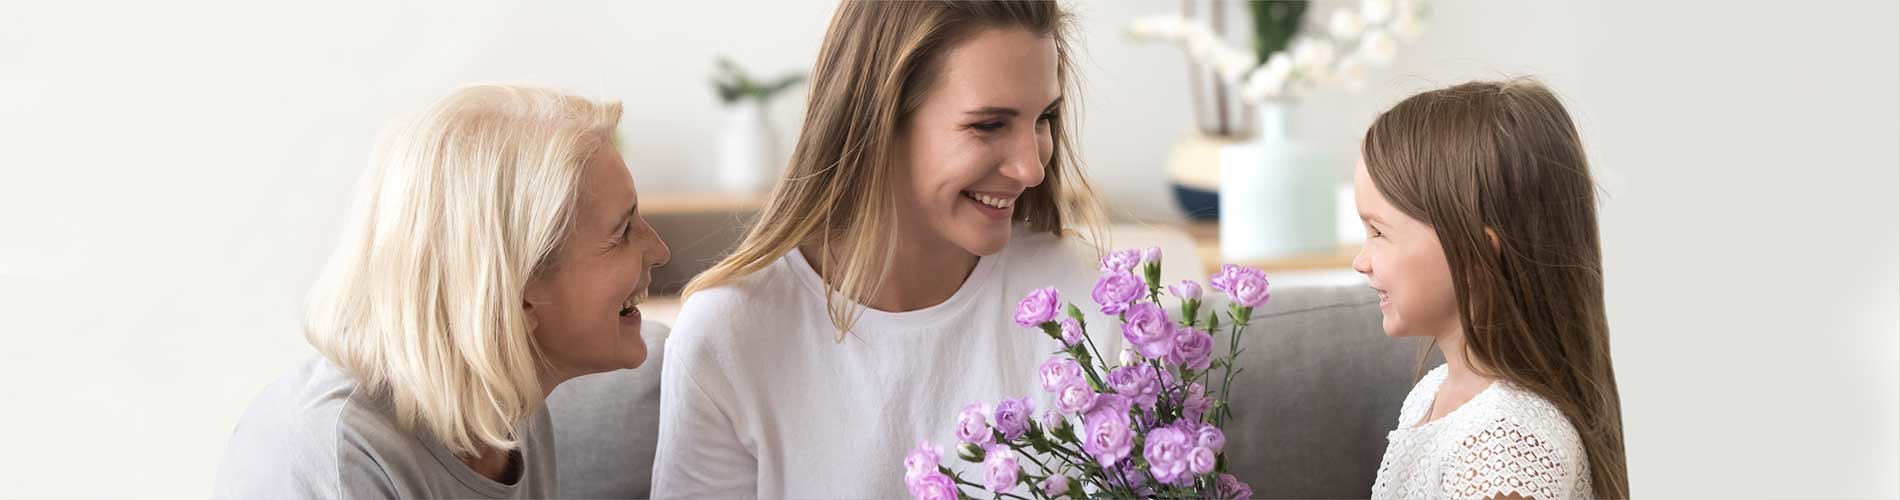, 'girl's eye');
972,121,1005,132
1037,112,1055,125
